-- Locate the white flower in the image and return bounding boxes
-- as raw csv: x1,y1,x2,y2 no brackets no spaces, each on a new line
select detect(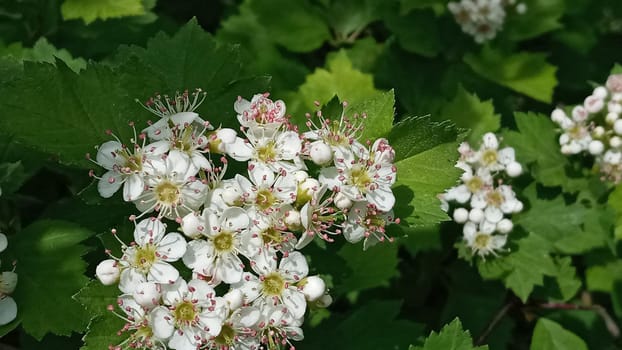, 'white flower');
133,152,207,220
118,218,187,293
0,233,7,253
343,202,395,250
470,185,522,224
151,278,227,350
444,163,493,204
182,207,252,284
0,296,17,326
205,306,262,350
463,221,507,257
232,251,308,320
448,0,509,43
95,259,120,286
226,129,303,173
235,93,287,134
236,163,297,213
113,295,167,350
255,303,304,349
550,108,592,155
472,133,518,173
